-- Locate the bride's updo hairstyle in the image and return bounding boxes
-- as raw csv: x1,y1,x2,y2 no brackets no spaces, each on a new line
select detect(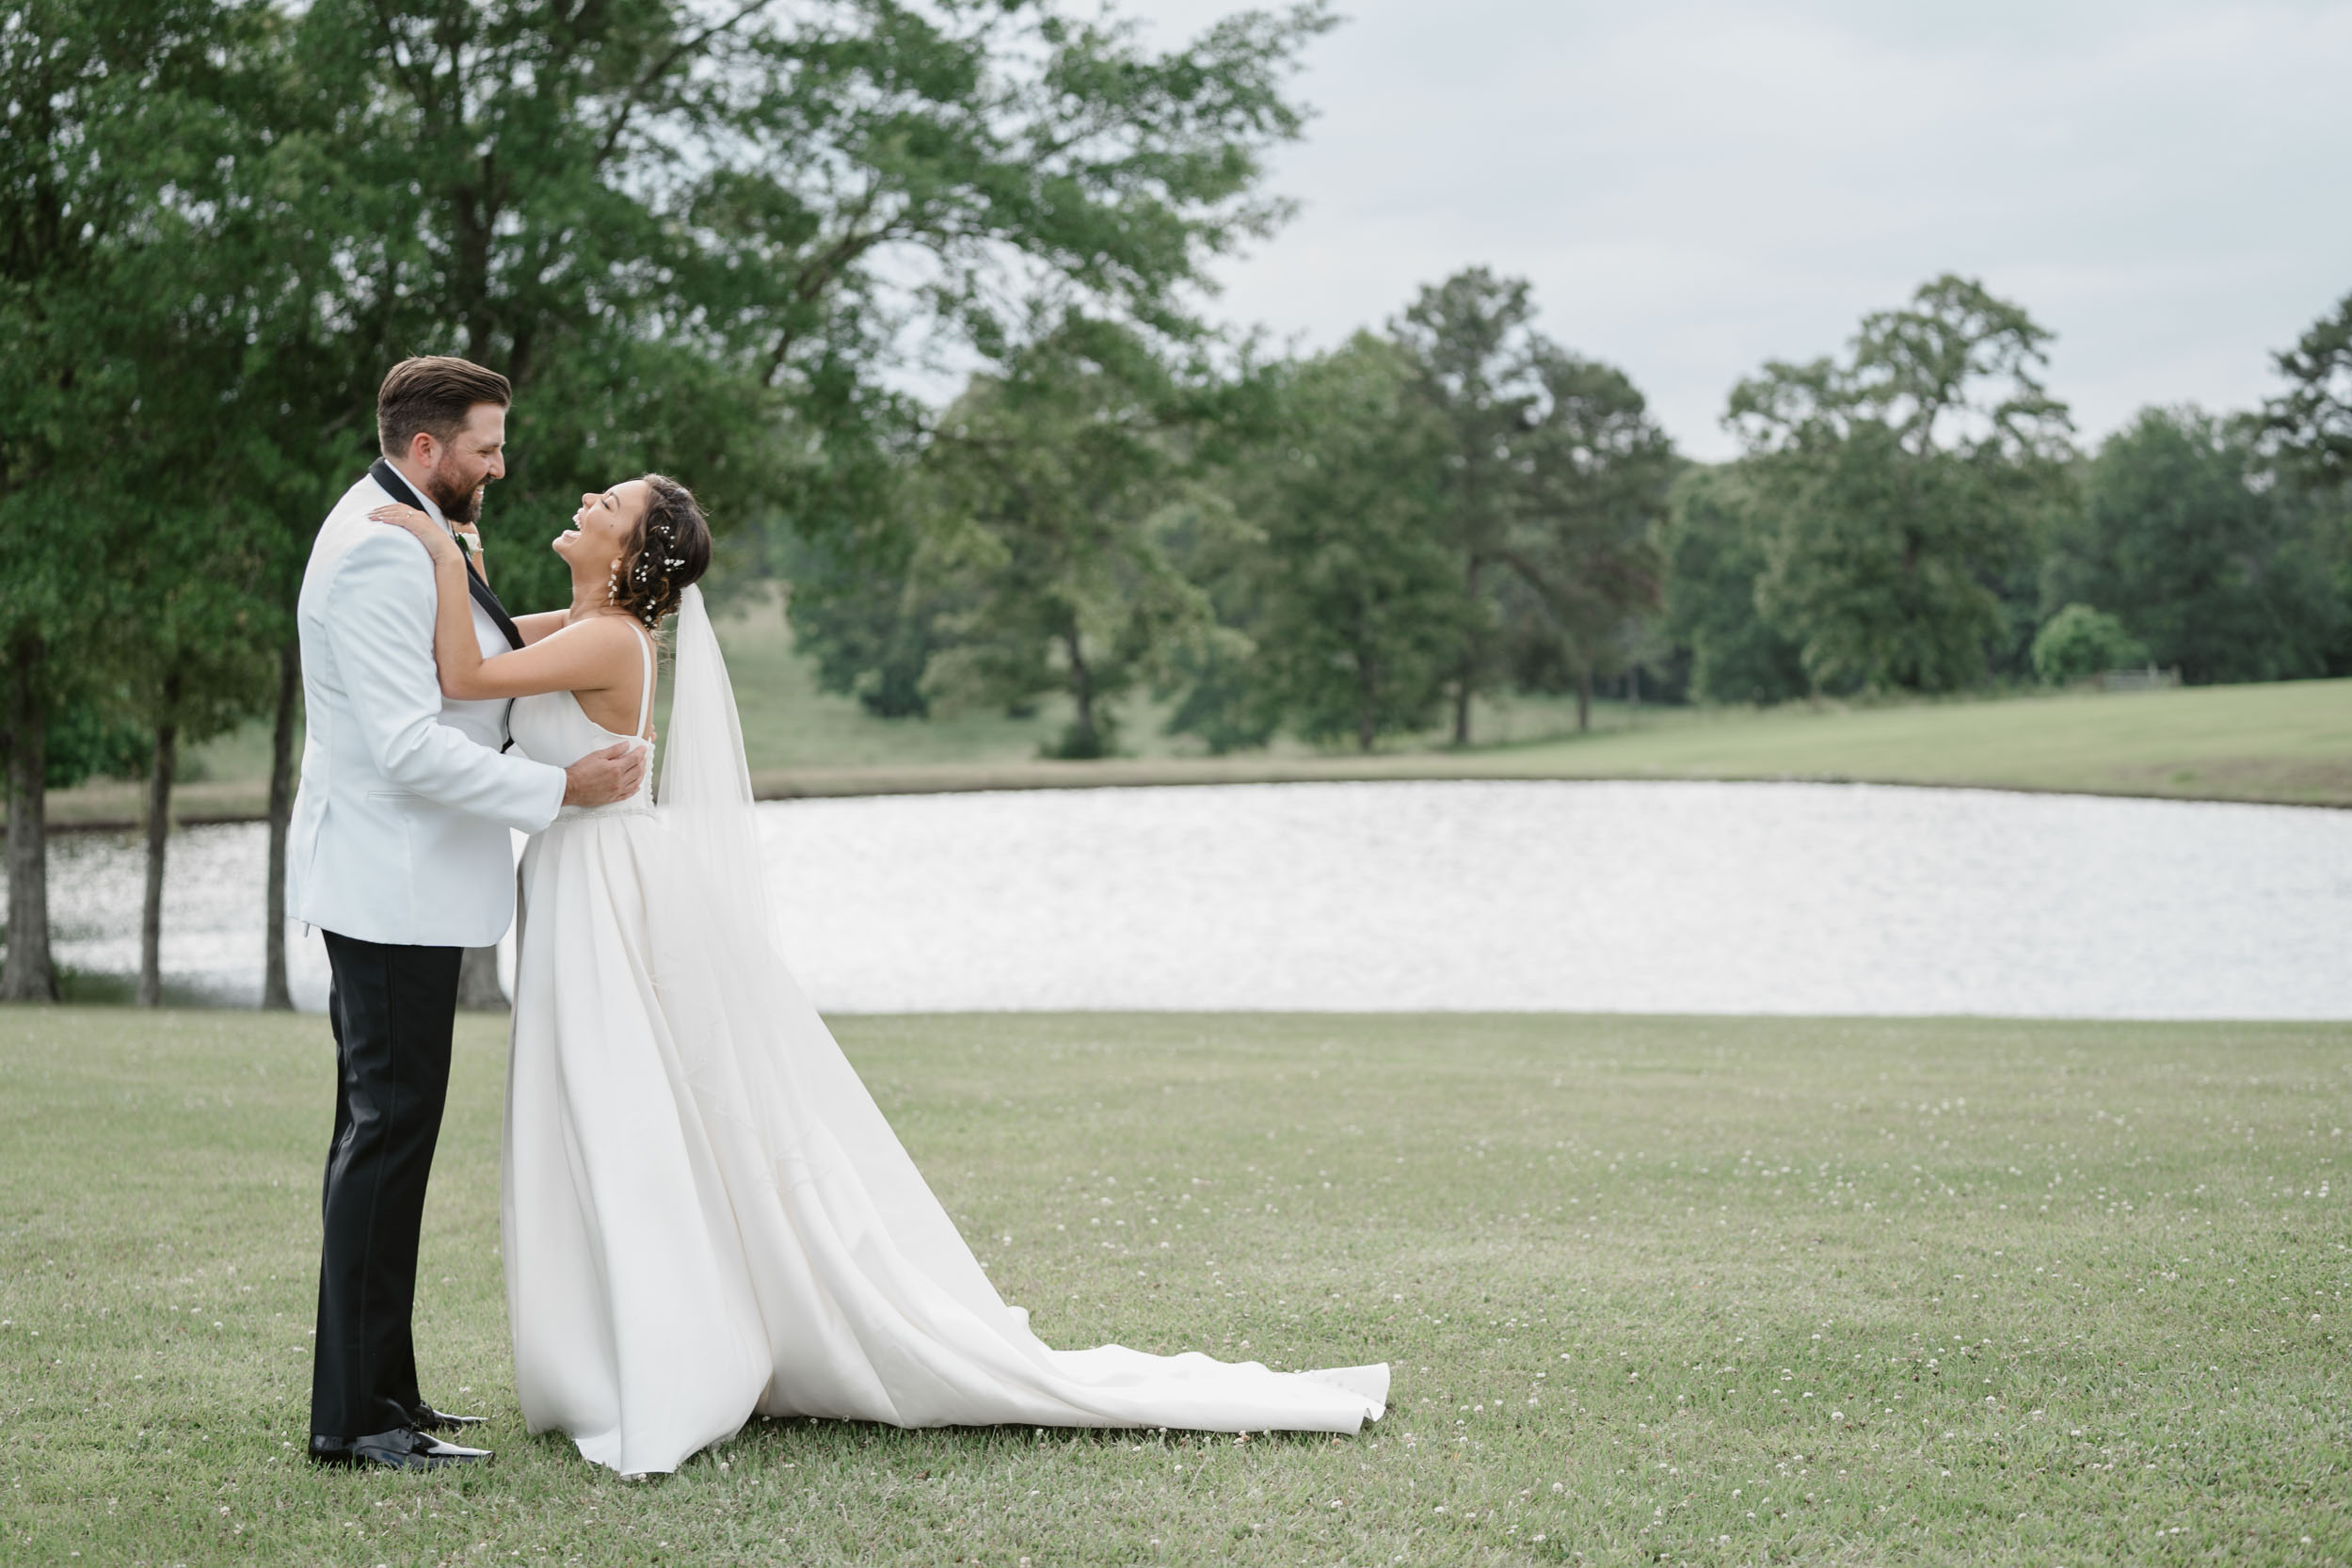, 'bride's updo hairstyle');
614,474,712,629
